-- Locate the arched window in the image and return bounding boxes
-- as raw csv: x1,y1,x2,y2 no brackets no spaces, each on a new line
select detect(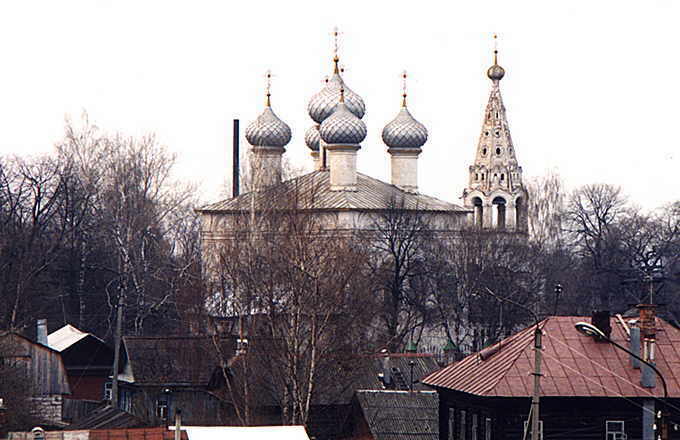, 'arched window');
492,196,506,229
472,197,483,228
